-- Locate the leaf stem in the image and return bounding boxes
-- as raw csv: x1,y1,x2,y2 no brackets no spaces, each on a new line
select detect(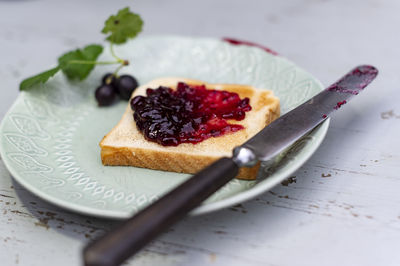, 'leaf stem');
66,42,129,77
113,64,125,77
110,42,124,63
67,60,120,65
